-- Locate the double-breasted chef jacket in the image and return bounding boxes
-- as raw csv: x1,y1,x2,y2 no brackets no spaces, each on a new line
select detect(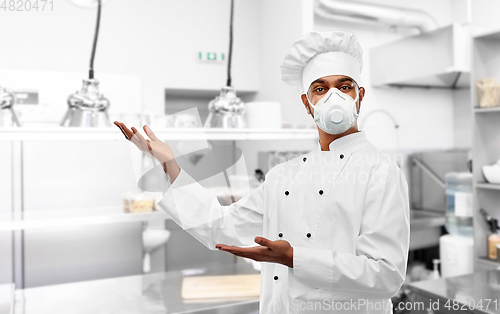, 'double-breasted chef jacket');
158,131,410,314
